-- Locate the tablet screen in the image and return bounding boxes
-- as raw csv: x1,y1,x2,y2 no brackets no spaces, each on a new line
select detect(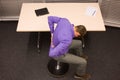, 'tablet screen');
35,7,49,16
